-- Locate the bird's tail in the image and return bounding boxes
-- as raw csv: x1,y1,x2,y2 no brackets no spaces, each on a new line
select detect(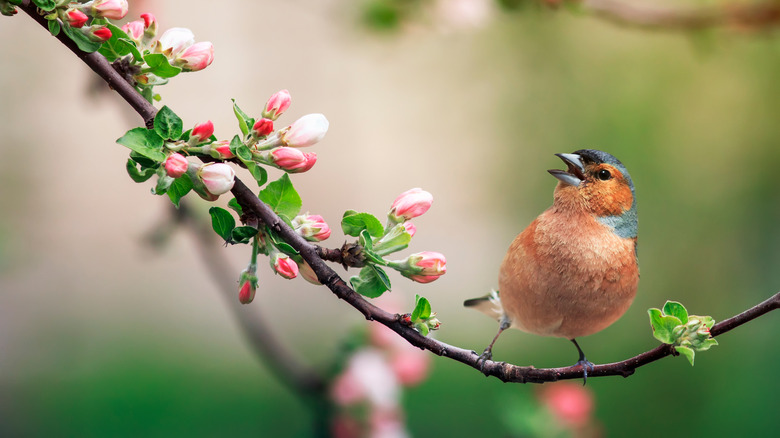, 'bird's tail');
463,290,504,322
